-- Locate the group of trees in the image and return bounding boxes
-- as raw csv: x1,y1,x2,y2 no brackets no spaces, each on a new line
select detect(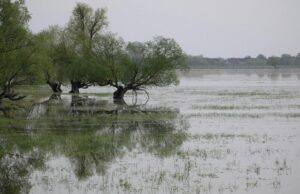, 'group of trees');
187,54,300,69
0,0,186,103
0,0,36,101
